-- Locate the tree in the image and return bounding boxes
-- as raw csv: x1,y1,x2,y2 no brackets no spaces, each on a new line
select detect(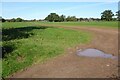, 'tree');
59,15,66,22
10,18,16,22
79,18,84,21
116,10,120,21
2,18,6,22
16,18,23,22
70,16,77,21
0,18,6,22
101,10,114,21
33,19,36,21
0,17,6,22
66,16,77,21
45,13,60,22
